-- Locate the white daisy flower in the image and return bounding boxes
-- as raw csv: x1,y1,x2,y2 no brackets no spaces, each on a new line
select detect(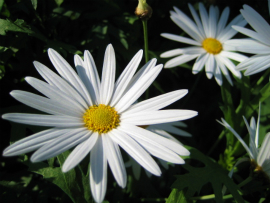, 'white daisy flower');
126,121,192,180
2,44,198,203
219,109,270,179
225,4,270,76
160,3,248,86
